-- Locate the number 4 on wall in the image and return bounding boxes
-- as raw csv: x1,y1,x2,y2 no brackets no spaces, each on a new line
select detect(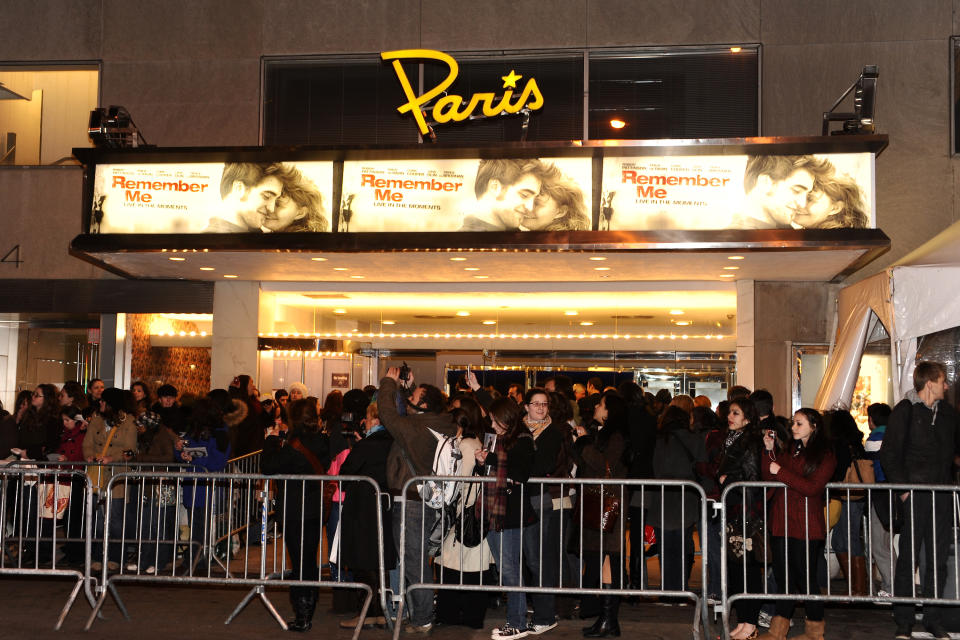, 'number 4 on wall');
1,245,22,268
